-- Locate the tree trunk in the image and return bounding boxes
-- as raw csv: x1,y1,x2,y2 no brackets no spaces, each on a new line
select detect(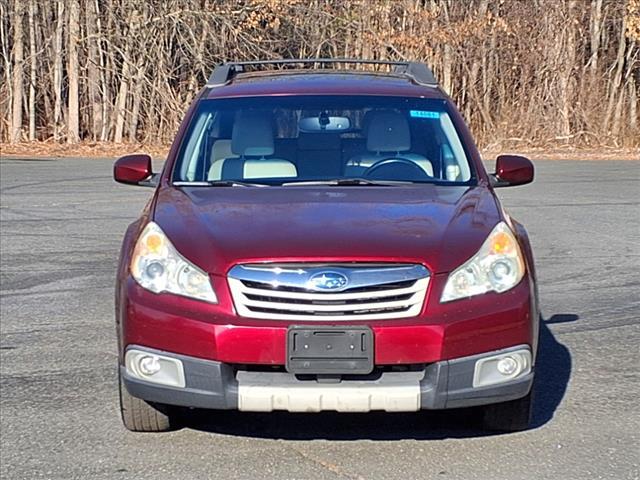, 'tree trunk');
67,0,80,143
113,8,138,143
28,0,36,141
1,0,13,142
588,0,603,77
629,78,637,133
467,0,489,121
612,35,636,137
113,46,131,144
128,60,146,142
605,14,627,133
558,1,578,139
93,0,109,141
441,0,454,96
53,0,64,141
85,0,102,141
10,0,24,144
